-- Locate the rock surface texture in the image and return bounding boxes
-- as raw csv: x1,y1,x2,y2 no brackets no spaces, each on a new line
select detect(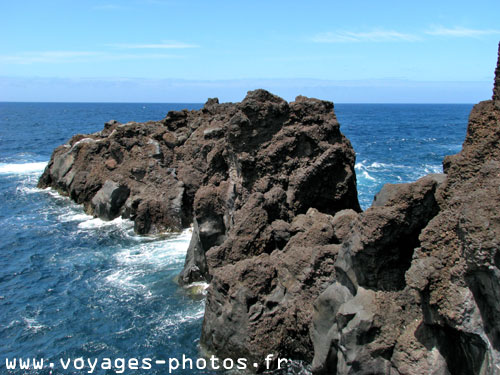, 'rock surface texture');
495,42,500,102
39,89,361,368
39,44,500,374
39,91,359,240
309,44,500,374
